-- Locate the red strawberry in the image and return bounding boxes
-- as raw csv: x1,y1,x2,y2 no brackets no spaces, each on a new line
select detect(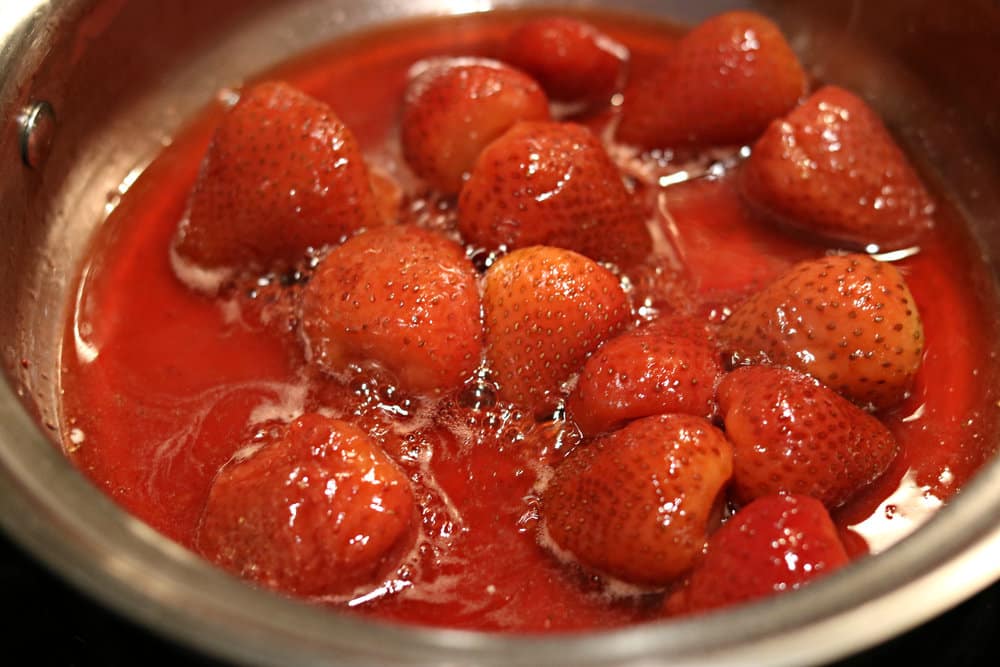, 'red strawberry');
719,253,924,410
503,17,627,105
401,58,550,194
458,121,652,267
617,11,806,149
543,414,733,585
300,226,483,395
669,495,849,613
719,366,899,507
740,85,935,250
174,81,382,273
369,166,402,225
482,246,631,417
566,315,722,436
197,414,415,597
